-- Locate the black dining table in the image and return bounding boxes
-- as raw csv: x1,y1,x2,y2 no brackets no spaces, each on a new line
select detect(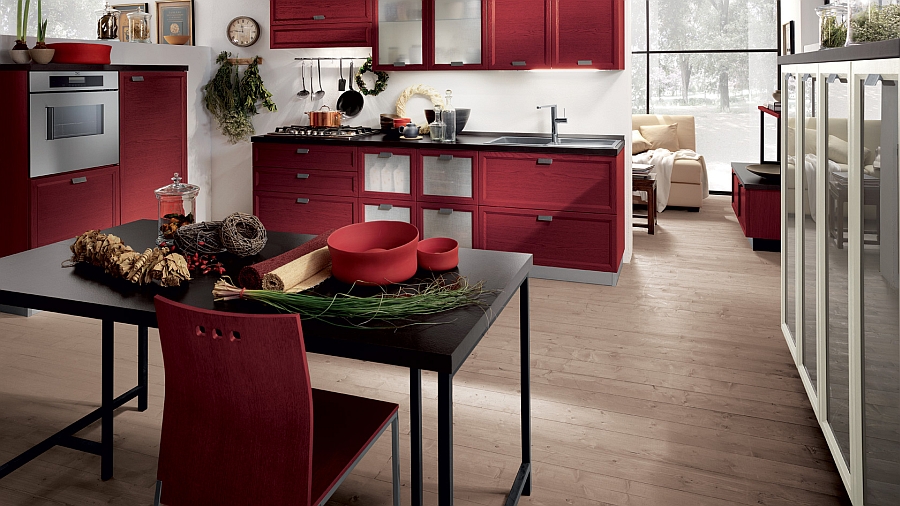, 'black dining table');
0,220,534,506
